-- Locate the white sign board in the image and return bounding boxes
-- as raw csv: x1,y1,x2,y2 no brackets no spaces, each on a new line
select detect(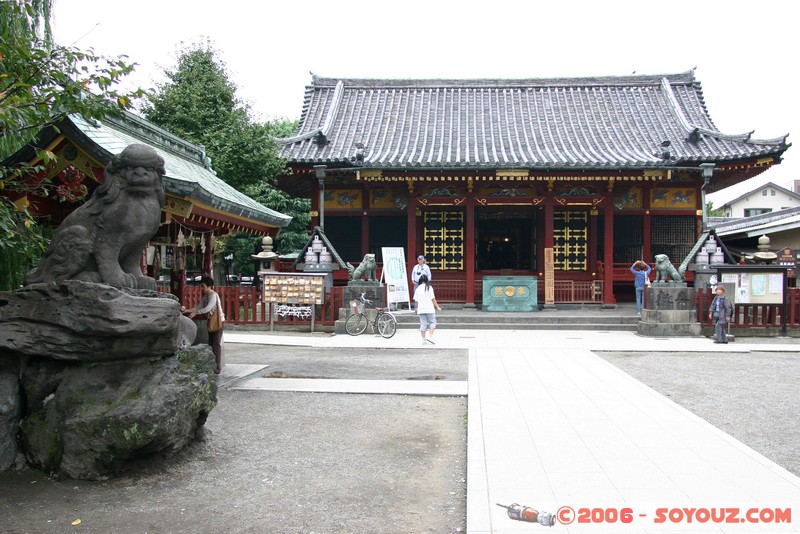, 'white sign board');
381,247,411,309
